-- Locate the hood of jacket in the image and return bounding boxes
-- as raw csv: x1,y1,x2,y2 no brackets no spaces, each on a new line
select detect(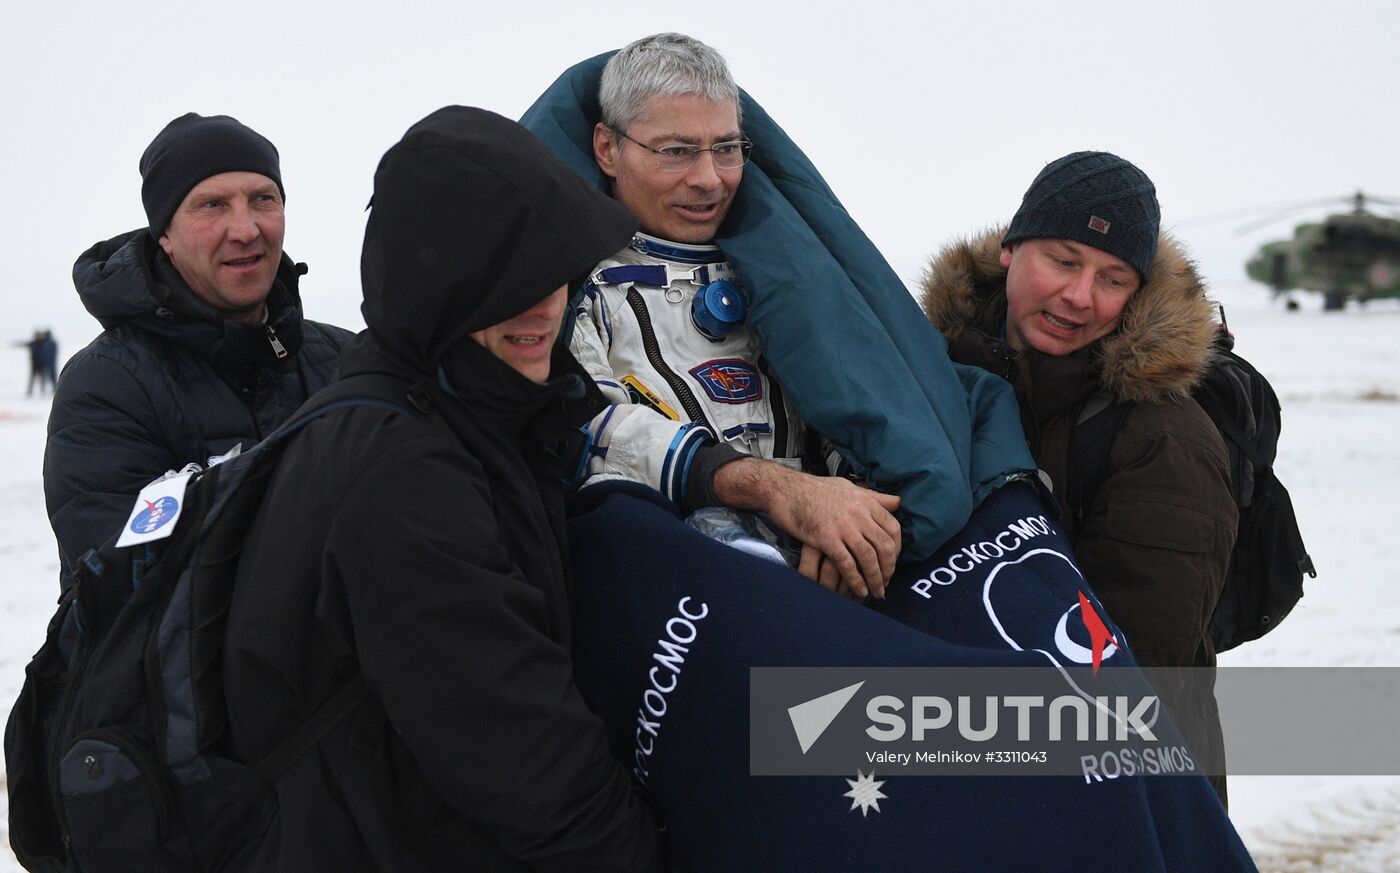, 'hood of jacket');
920,227,1216,403
72,228,310,373
360,105,637,378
